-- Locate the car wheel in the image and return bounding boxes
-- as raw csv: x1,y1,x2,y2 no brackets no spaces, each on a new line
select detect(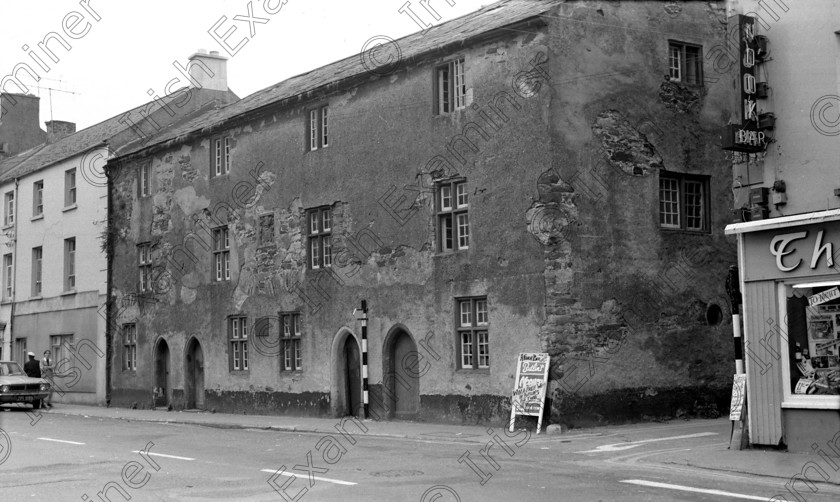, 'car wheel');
33,399,41,410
